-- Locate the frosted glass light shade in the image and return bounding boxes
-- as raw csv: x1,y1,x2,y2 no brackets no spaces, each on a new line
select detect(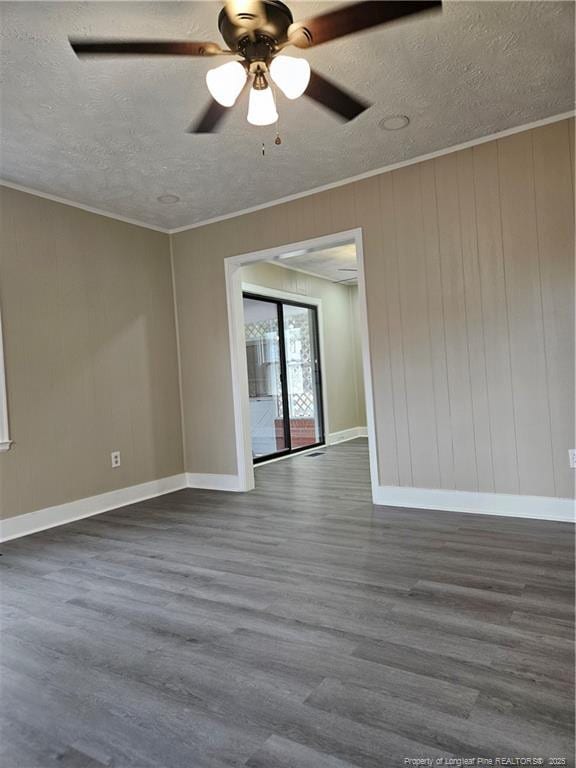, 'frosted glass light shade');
247,86,278,126
269,55,311,100
206,61,247,107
